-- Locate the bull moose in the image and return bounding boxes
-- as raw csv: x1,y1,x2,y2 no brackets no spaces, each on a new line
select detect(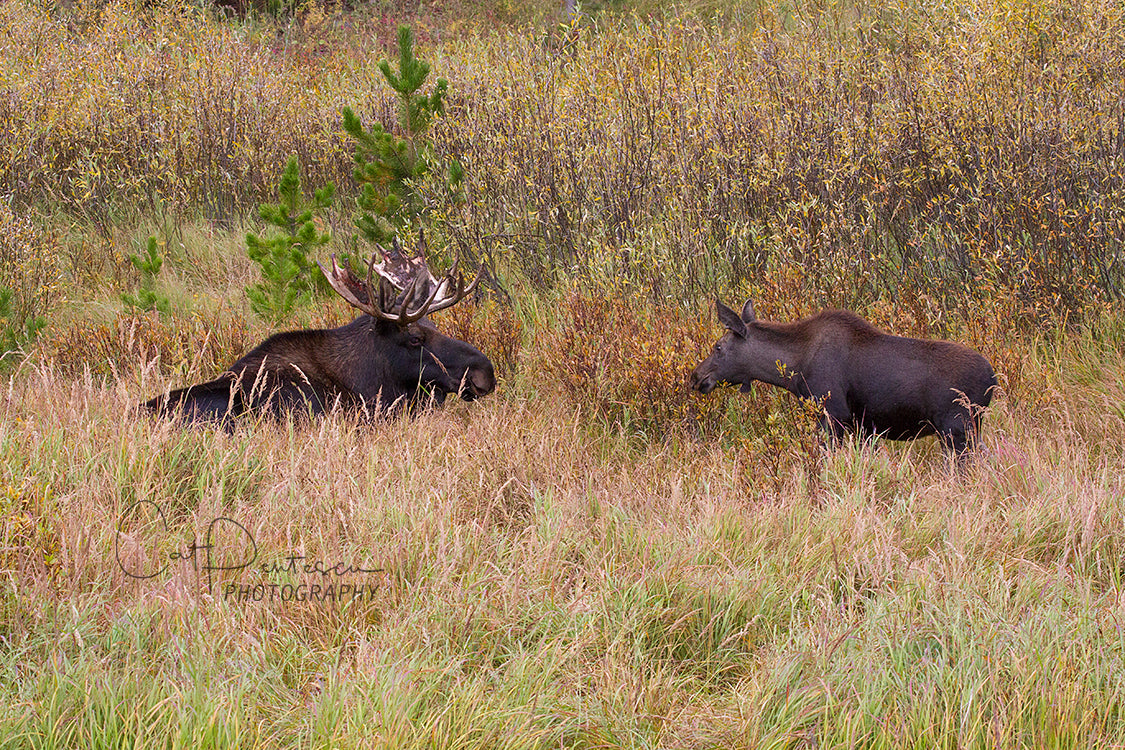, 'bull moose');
690,300,997,455
145,243,495,422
